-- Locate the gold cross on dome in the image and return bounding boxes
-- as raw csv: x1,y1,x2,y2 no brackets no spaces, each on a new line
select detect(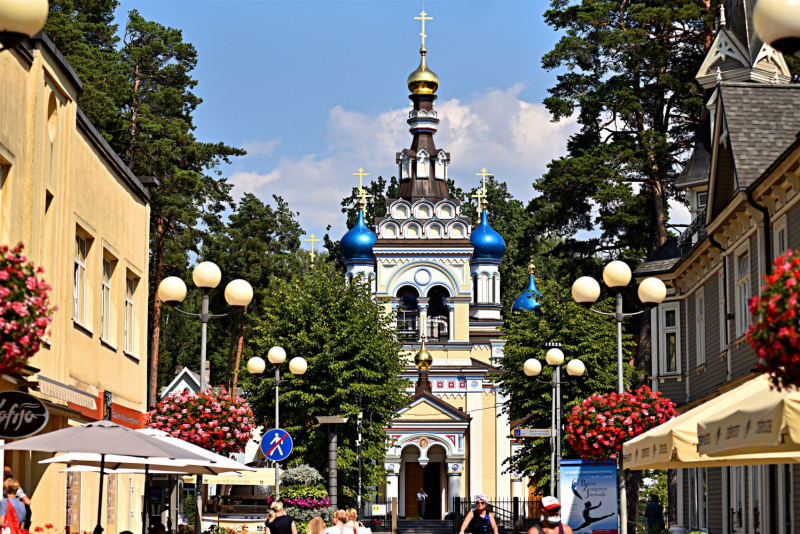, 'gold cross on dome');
476,167,491,191
471,187,486,207
414,8,432,48
353,167,372,205
305,233,320,263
